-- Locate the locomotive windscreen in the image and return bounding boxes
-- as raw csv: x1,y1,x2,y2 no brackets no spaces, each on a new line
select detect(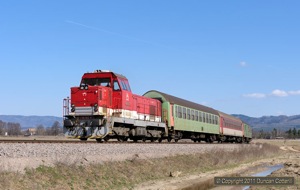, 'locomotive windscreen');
81,78,111,87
